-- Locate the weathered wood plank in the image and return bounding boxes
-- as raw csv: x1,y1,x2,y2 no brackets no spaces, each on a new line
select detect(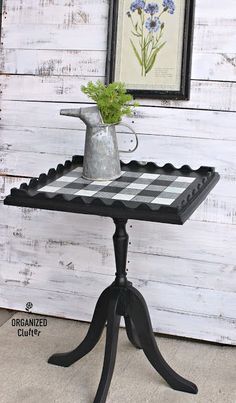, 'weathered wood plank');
1,201,236,295
191,194,236,226
1,101,236,141
194,0,236,21
129,219,236,266
0,203,236,344
192,52,236,82
0,283,235,344
1,49,235,82
1,23,108,51
3,0,234,28
1,0,235,84
2,22,236,53
1,260,236,319
0,128,235,175
0,151,69,177
3,0,236,25
1,124,235,161
0,203,235,292
3,0,235,26
3,0,109,26
0,49,106,76
1,75,236,112
1,202,236,267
